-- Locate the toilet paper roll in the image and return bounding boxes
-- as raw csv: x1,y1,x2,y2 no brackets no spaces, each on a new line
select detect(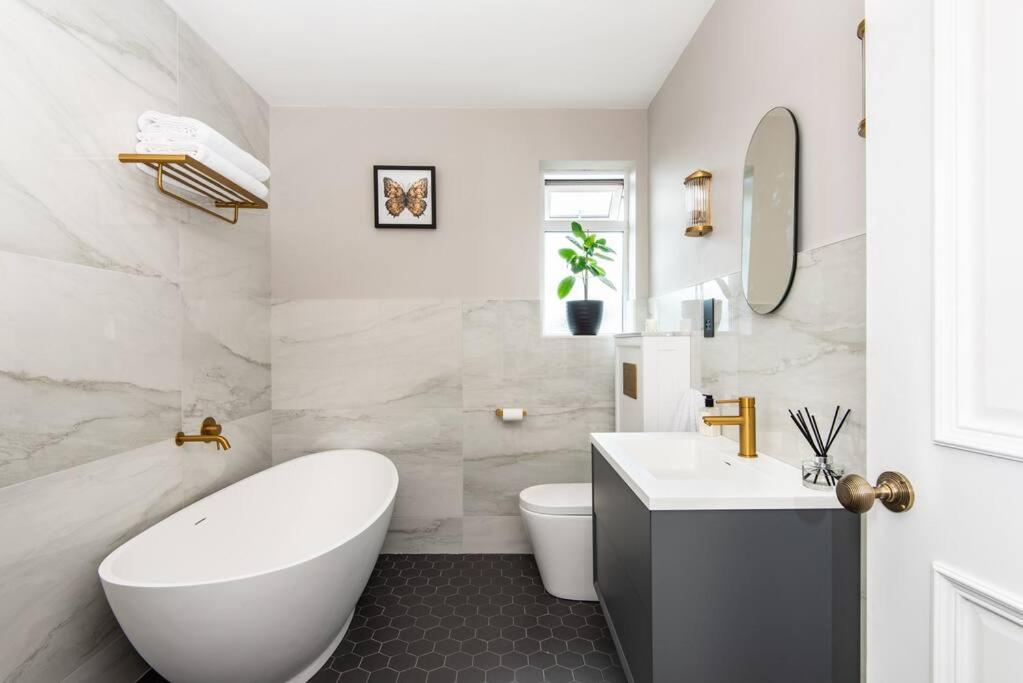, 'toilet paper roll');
499,408,524,422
